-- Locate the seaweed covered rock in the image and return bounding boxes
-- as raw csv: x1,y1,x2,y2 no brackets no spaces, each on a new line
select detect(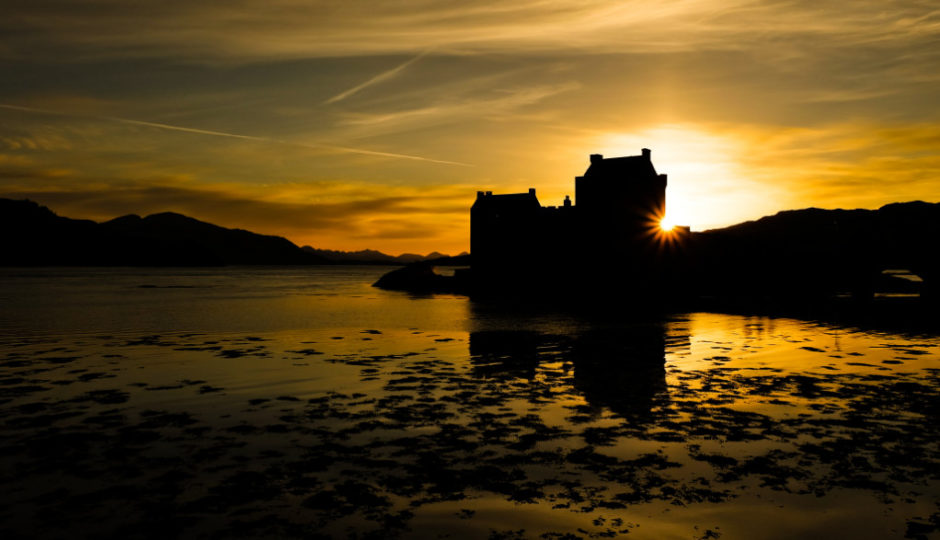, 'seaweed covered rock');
373,263,464,293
